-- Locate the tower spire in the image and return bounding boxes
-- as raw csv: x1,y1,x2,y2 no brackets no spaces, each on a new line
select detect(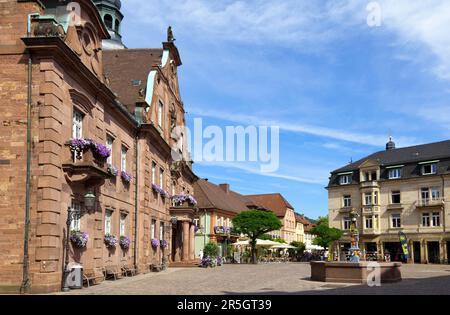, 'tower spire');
93,0,126,49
